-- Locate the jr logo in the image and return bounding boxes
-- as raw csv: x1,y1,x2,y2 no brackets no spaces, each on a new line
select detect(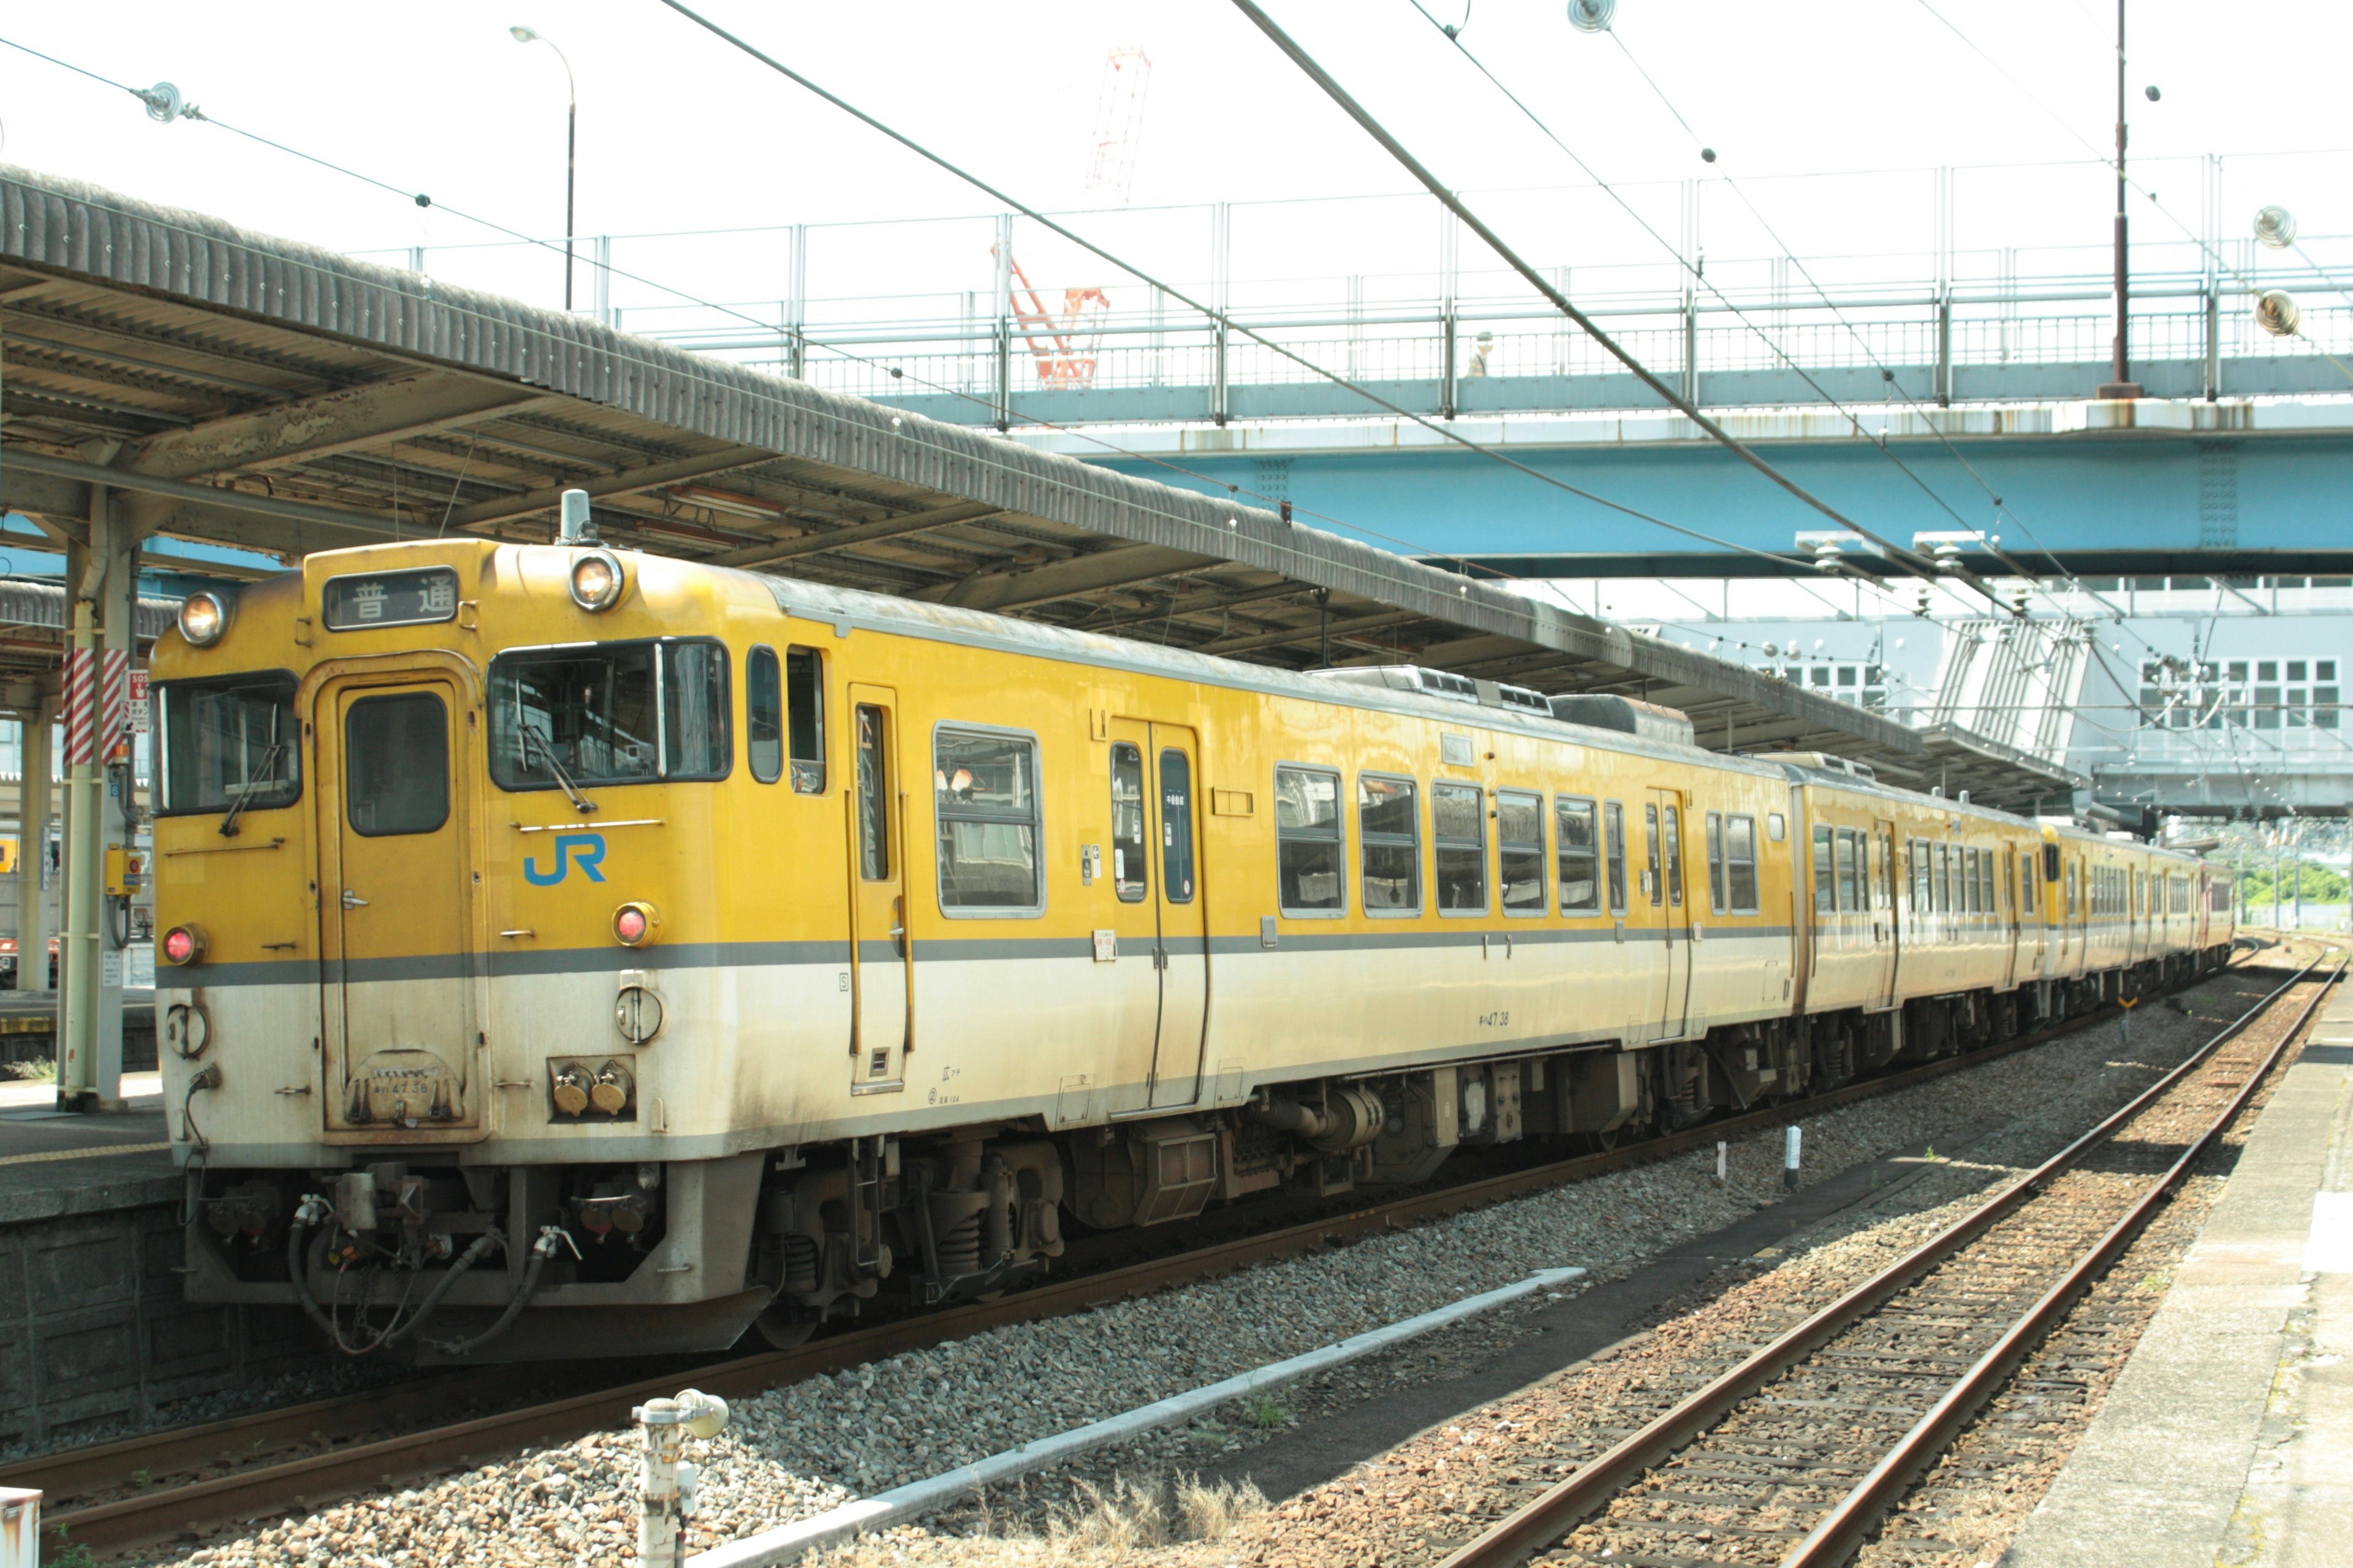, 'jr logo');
523,833,608,887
